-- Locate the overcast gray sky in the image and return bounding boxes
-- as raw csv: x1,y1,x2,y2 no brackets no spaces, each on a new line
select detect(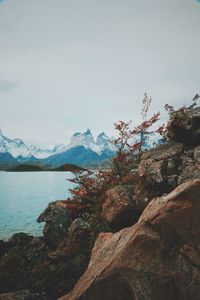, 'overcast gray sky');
0,0,200,146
